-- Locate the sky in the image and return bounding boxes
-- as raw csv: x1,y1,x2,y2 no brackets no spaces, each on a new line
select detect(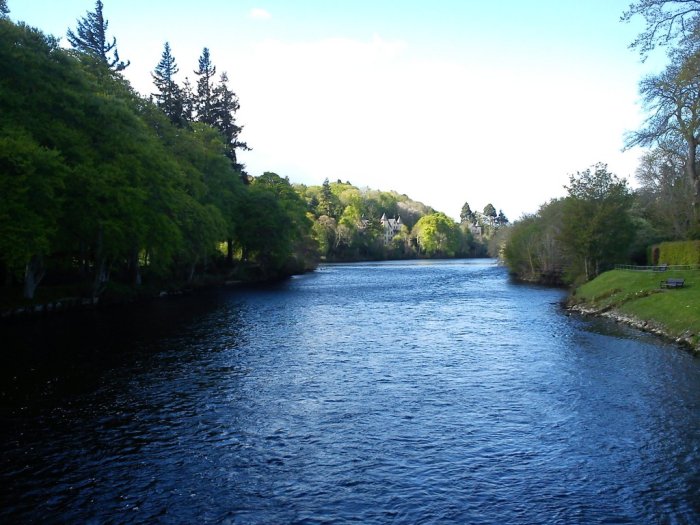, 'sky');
10,1,667,221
